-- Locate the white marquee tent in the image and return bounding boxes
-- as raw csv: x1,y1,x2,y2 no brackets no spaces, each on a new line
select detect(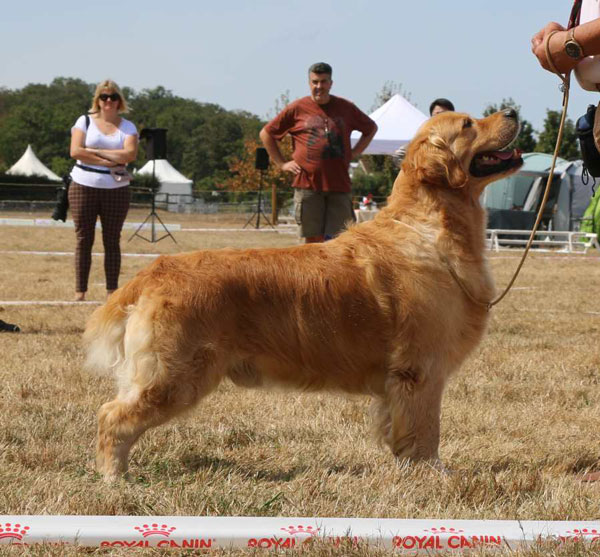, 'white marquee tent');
137,159,193,203
350,94,428,155
7,144,61,181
